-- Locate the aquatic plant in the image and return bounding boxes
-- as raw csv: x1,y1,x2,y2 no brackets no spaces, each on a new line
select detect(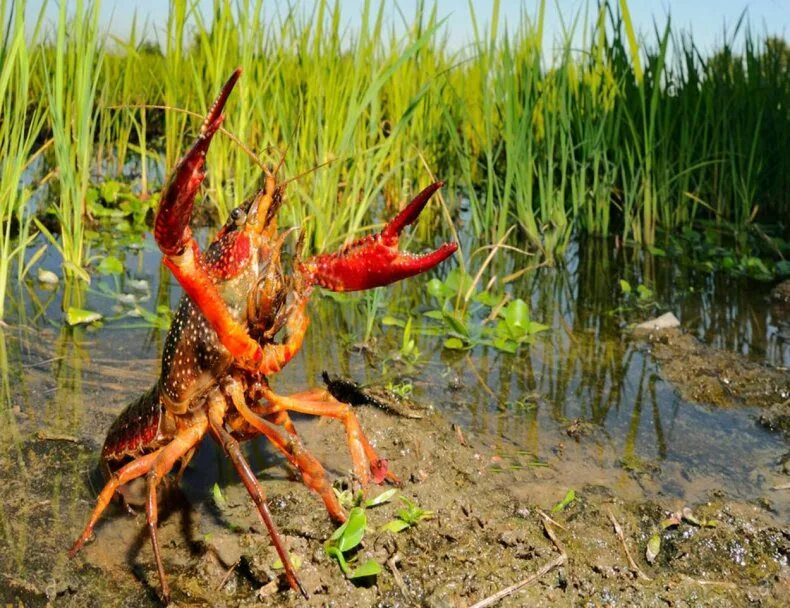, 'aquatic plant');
0,0,47,320
0,0,787,320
